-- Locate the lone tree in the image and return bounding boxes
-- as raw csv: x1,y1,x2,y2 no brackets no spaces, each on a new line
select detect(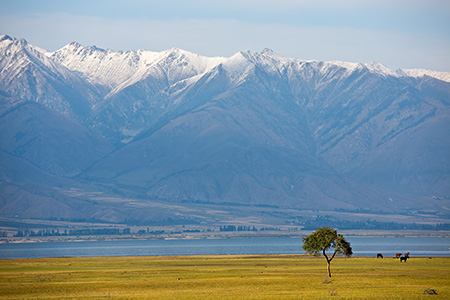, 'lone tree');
302,227,352,277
